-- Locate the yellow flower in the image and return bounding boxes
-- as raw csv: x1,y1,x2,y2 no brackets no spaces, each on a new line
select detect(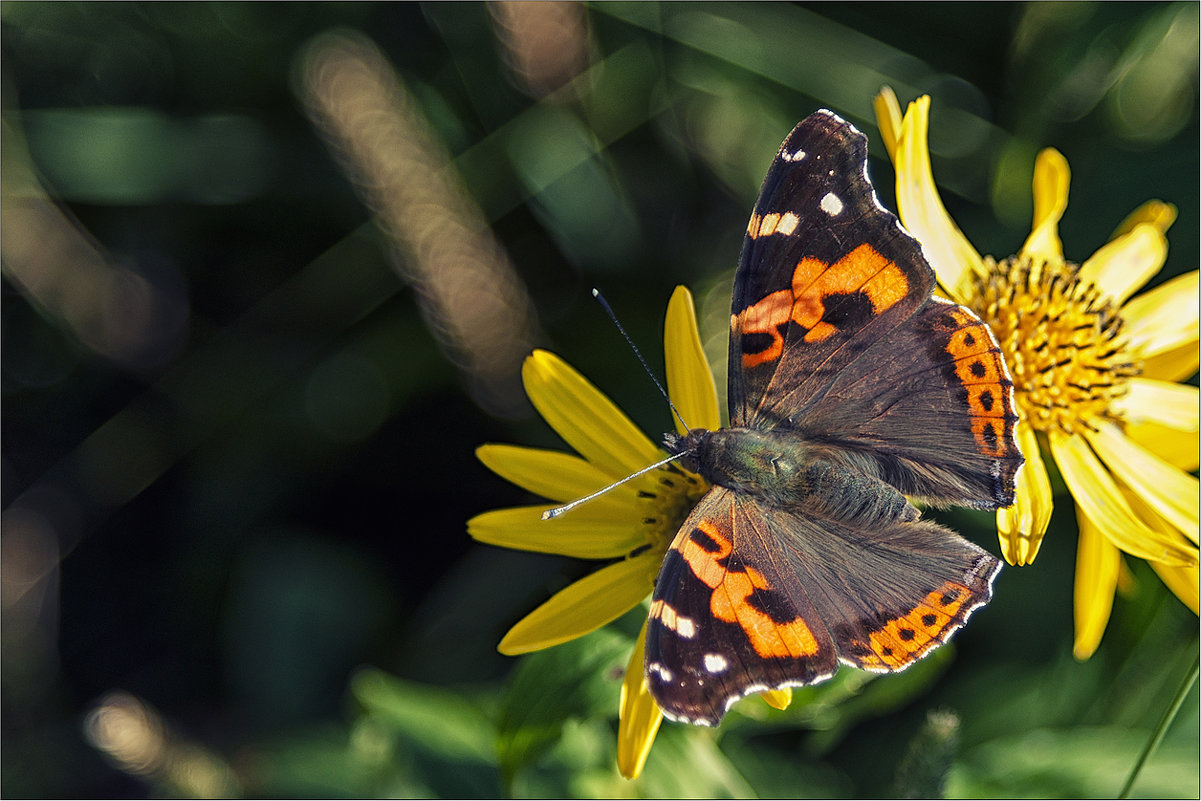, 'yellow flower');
874,89,1199,659
469,286,720,778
